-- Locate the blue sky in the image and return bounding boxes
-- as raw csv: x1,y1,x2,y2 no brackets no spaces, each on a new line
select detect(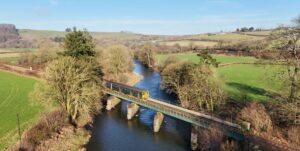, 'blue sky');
0,0,299,35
